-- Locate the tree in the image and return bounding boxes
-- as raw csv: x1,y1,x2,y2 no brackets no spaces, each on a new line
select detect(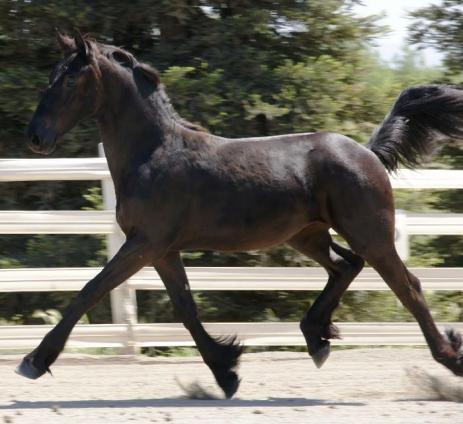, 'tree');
407,0,463,274
409,0,463,74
